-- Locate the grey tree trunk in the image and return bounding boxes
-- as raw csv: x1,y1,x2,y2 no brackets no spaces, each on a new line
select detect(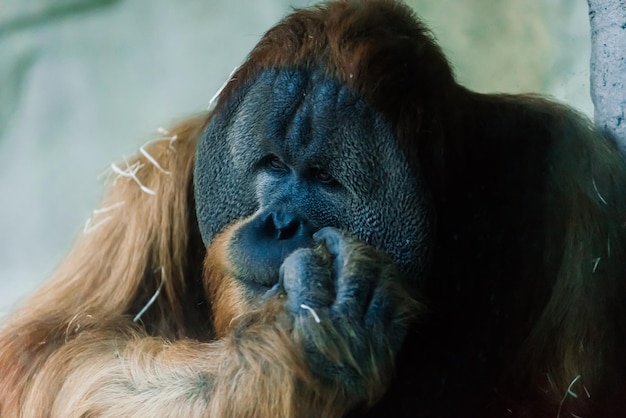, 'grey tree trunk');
587,0,626,149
